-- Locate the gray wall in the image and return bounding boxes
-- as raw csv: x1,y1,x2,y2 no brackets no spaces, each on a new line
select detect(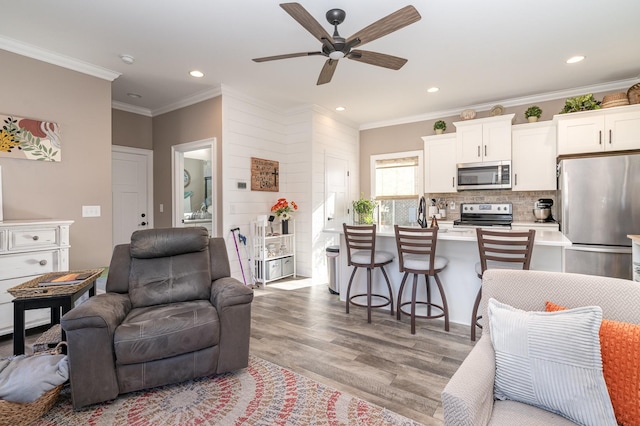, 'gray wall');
0,50,113,269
